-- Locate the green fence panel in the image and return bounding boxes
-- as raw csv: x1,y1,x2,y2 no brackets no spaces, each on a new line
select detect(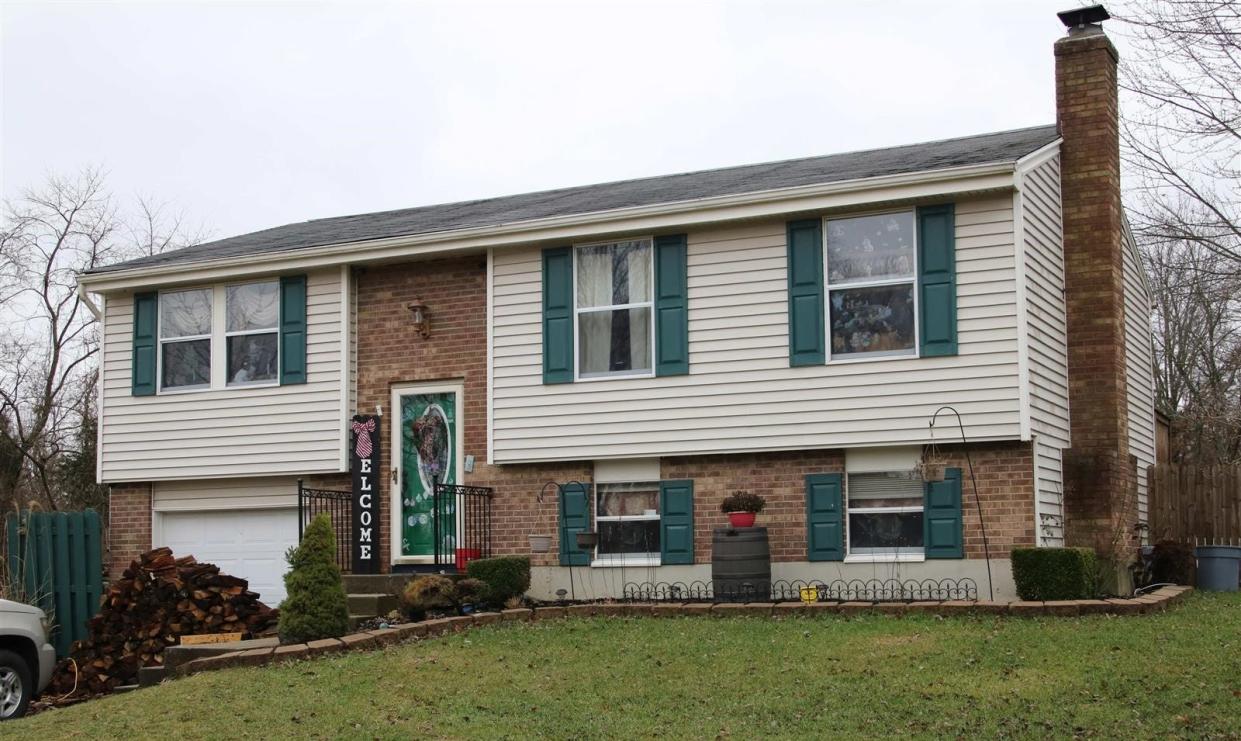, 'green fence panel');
2,510,103,658
52,513,73,658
